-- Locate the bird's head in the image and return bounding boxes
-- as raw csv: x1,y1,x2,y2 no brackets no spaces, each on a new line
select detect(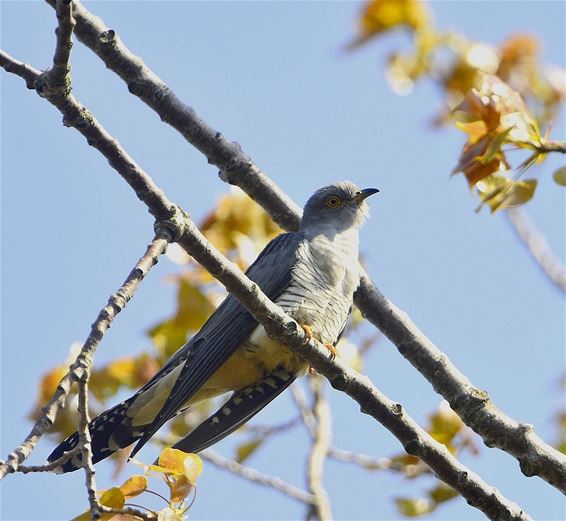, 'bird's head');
299,181,379,233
